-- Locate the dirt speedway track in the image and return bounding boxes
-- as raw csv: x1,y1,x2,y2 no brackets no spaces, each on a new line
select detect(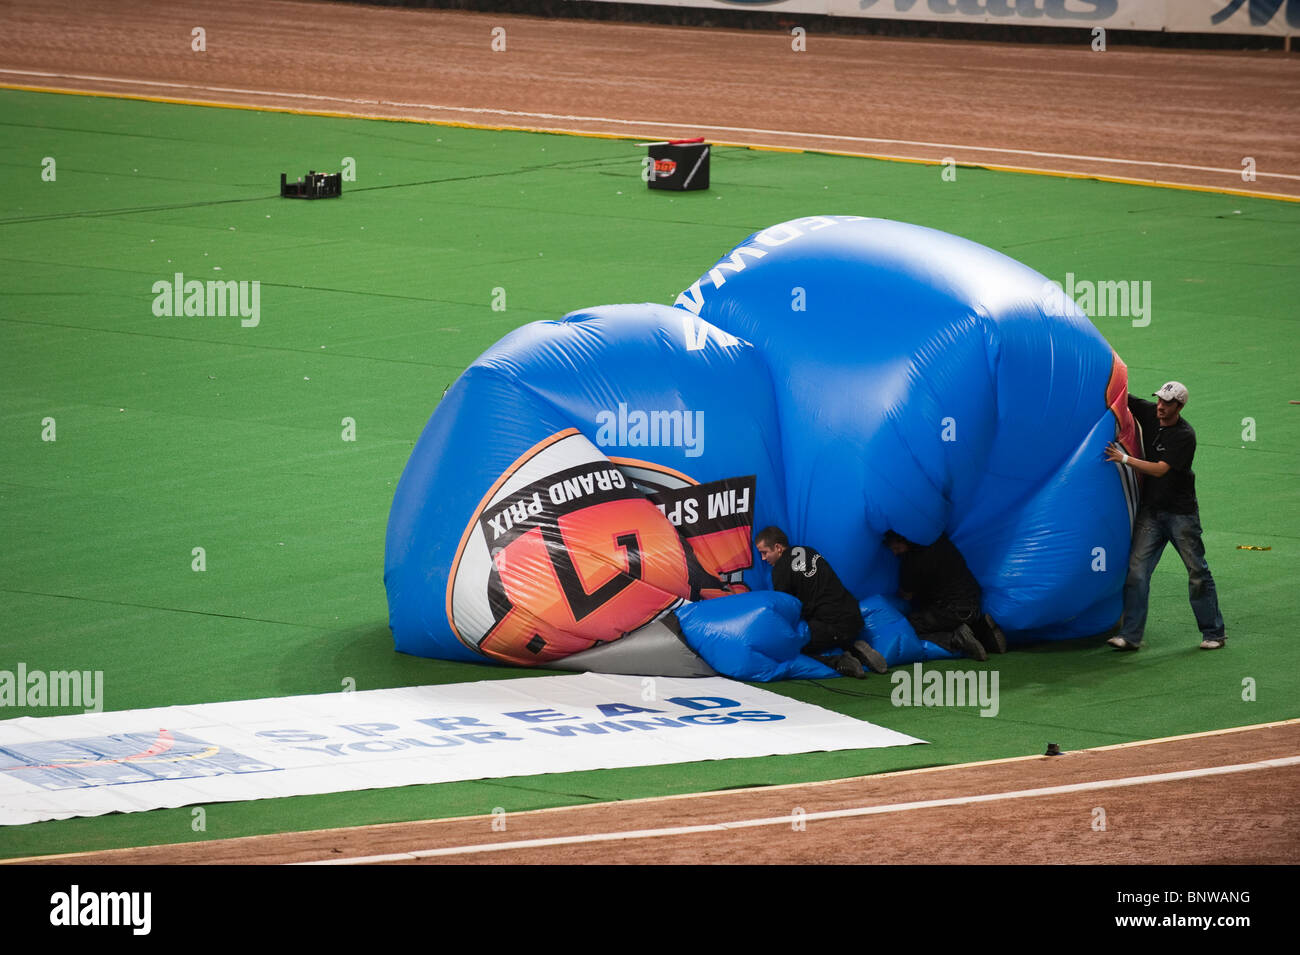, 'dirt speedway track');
2,1,1299,866
18,722,1299,865
2,0,1298,198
